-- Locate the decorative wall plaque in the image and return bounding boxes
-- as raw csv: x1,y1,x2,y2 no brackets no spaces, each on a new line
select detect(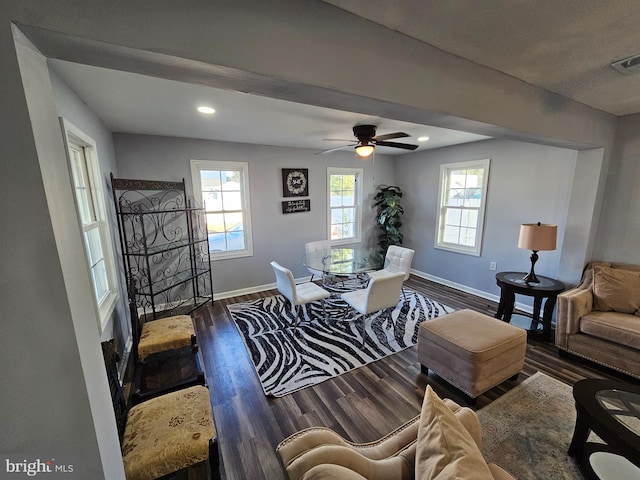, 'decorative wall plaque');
282,199,311,214
282,168,309,197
